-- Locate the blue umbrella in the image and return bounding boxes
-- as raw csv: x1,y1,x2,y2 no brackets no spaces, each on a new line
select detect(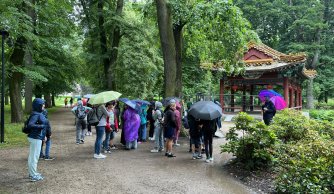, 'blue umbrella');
119,98,130,103
133,99,151,106
124,100,137,109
